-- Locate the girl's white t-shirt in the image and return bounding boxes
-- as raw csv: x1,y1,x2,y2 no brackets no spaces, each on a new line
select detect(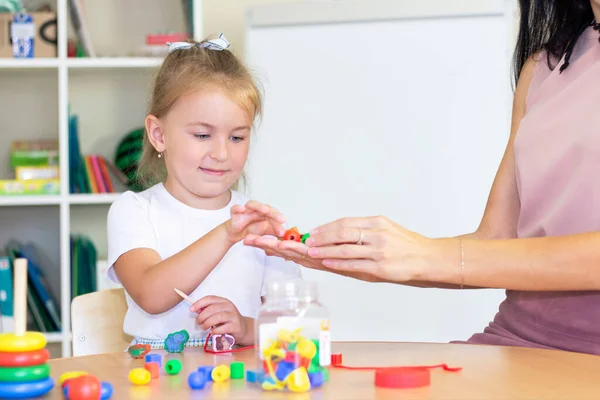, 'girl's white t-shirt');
106,183,301,341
